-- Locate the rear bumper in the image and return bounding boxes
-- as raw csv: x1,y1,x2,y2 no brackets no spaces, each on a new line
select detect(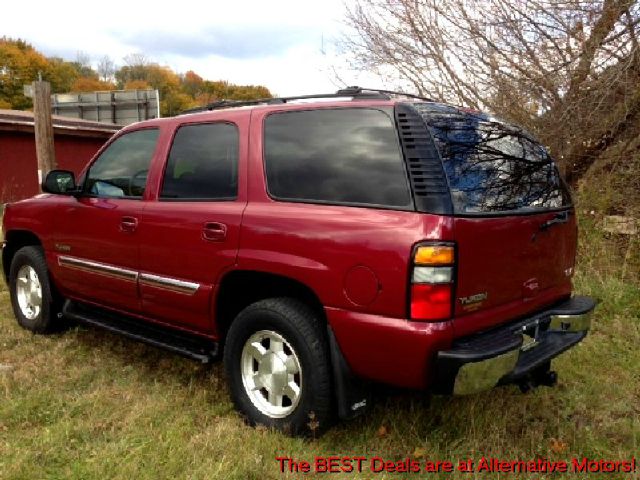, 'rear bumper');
433,296,596,395
326,306,454,389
